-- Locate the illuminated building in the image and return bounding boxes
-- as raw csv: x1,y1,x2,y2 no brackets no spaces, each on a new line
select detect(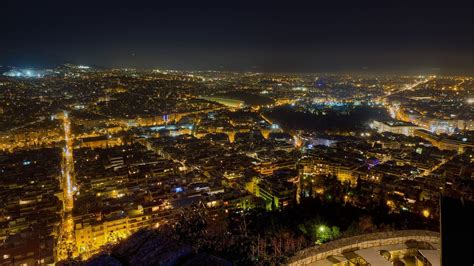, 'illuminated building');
255,178,295,210
245,170,297,210
414,129,474,152
253,160,295,176
371,120,421,137
74,201,175,257
303,159,360,185
79,135,123,149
